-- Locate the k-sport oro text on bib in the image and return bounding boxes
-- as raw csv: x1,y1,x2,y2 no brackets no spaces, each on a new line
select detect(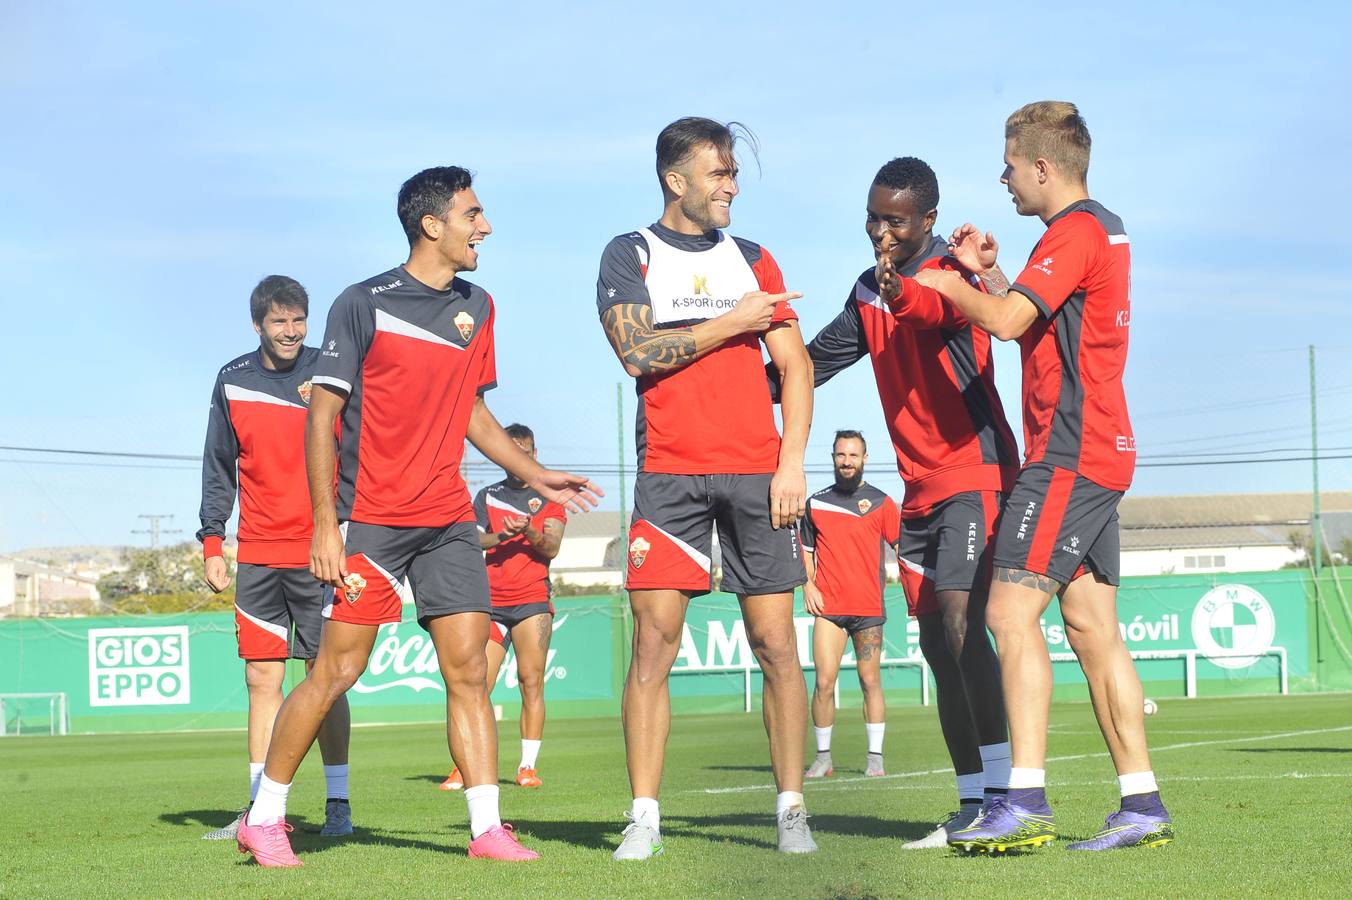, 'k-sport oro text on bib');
637,227,761,325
